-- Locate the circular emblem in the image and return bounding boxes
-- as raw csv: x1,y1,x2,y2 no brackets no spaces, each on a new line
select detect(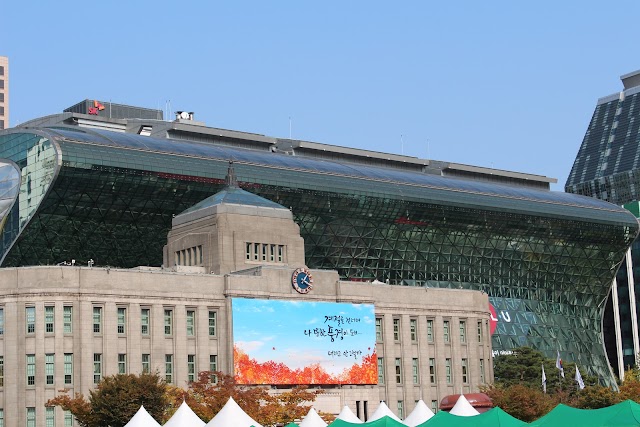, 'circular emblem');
292,267,314,294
